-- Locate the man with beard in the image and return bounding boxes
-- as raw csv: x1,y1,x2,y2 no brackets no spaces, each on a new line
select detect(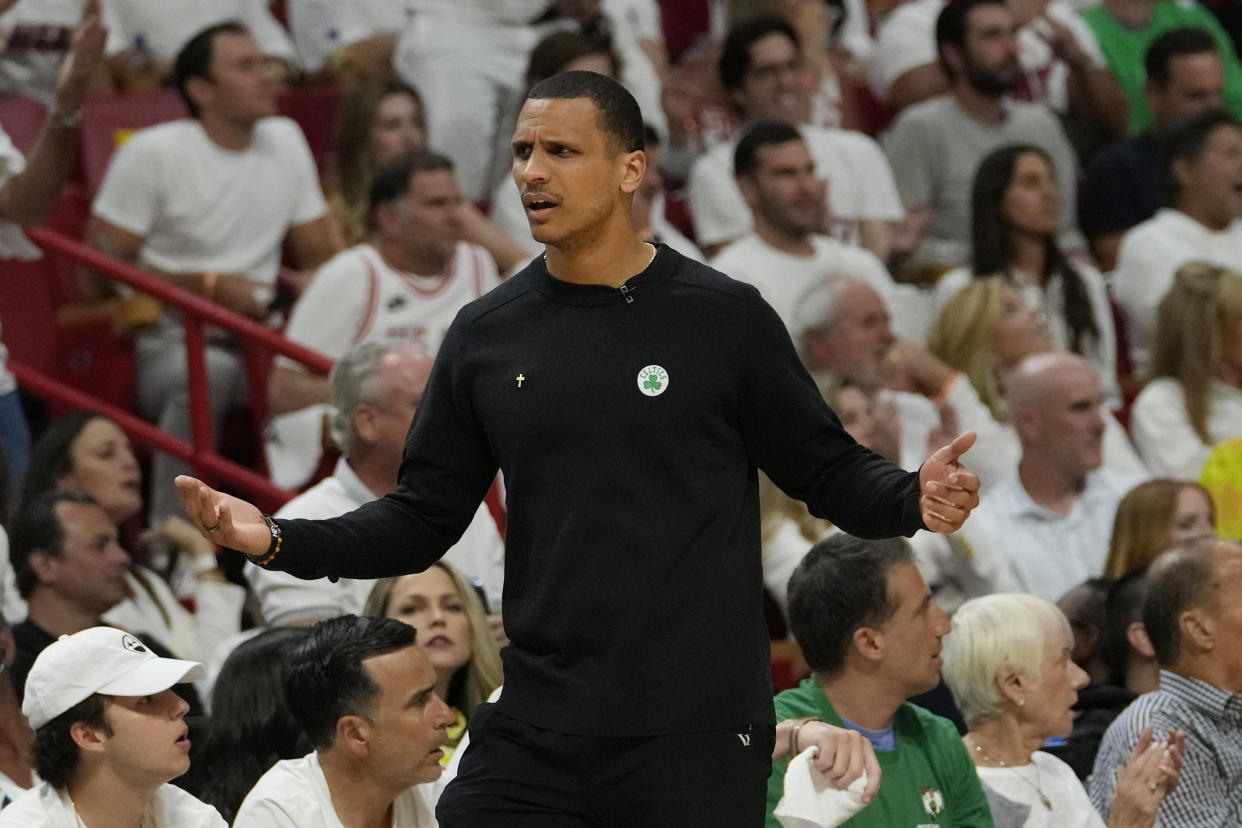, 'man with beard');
882,0,1084,270
710,121,902,335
